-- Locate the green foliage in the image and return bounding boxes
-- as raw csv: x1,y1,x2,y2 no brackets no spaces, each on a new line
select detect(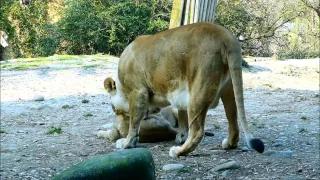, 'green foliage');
46,126,62,135
1,0,171,58
1,0,58,58
242,59,249,68
83,113,93,117
1,0,316,59
61,105,71,109
277,49,320,59
57,0,171,56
